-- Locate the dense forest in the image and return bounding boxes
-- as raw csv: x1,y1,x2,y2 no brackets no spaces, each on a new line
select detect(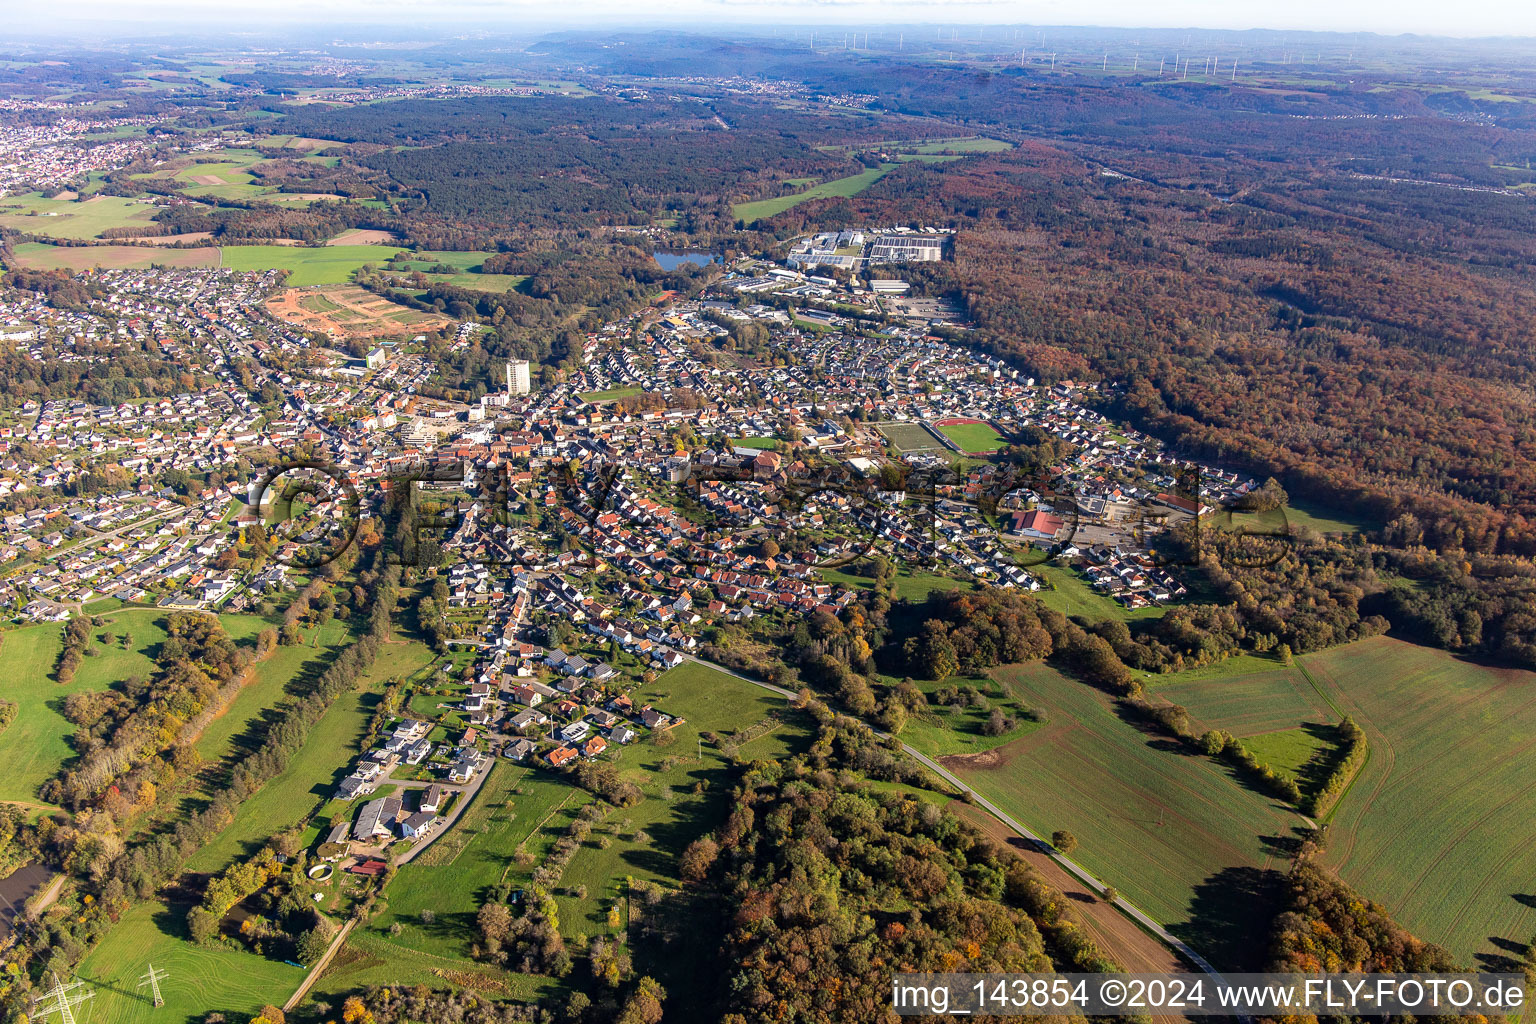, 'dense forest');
705,702,1114,1023
271,96,923,240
